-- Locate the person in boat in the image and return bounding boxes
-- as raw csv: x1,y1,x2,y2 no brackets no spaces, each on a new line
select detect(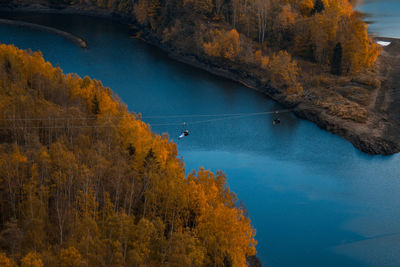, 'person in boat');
178,130,189,140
